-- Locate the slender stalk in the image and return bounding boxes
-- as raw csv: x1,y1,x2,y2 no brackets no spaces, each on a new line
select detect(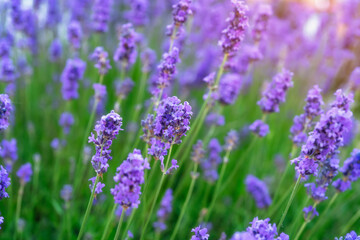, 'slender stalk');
14,182,25,239
294,221,308,240
169,26,179,52
101,204,117,240
278,176,301,230
170,163,198,240
66,203,72,240
121,209,136,239
114,208,125,240
341,204,360,235
76,174,100,240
